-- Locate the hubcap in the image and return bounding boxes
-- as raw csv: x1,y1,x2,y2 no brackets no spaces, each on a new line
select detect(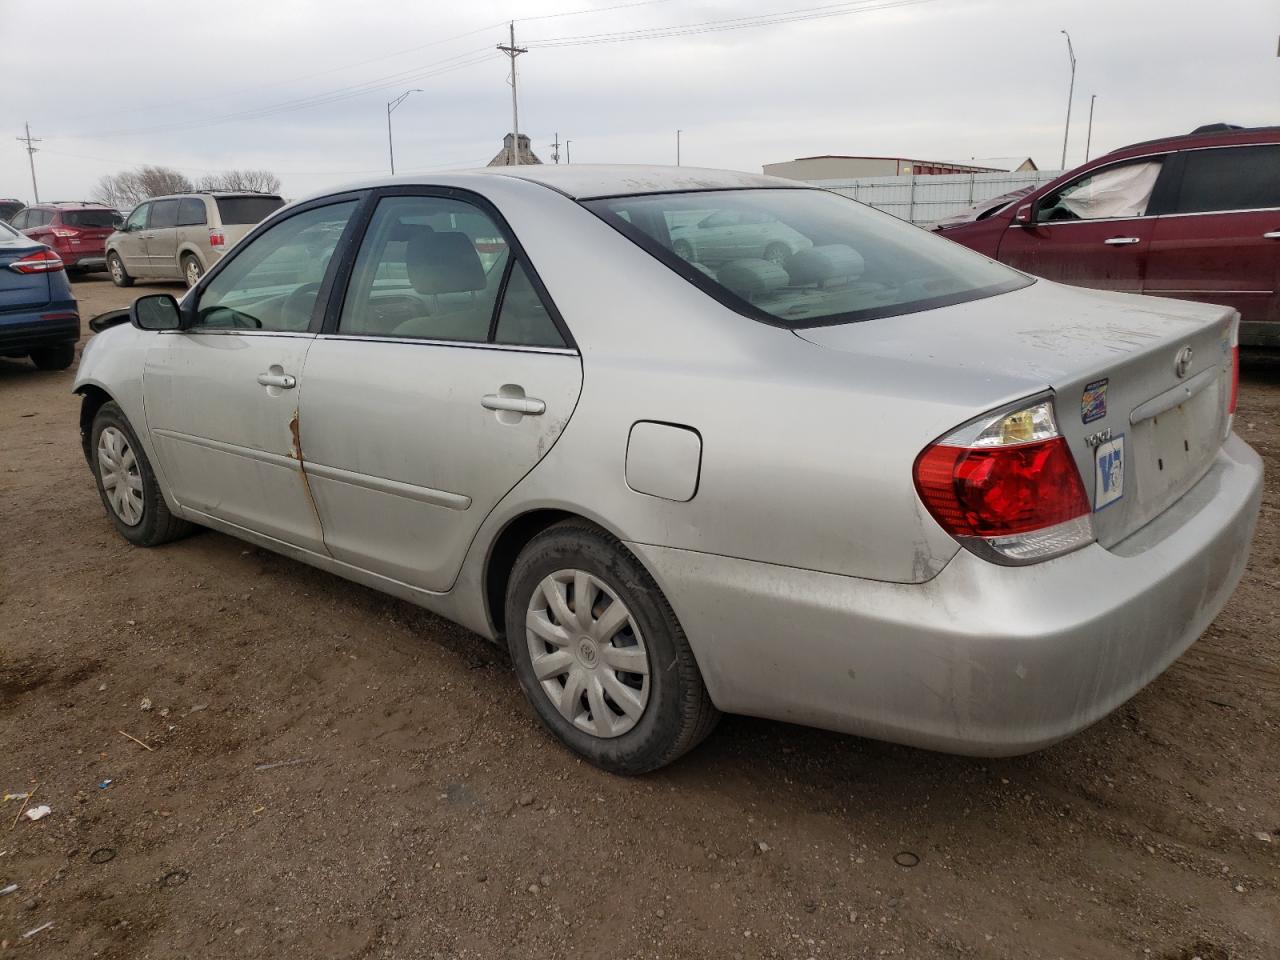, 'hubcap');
186,261,200,285
110,259,123,281
97,426,144,526
526,569,650,739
